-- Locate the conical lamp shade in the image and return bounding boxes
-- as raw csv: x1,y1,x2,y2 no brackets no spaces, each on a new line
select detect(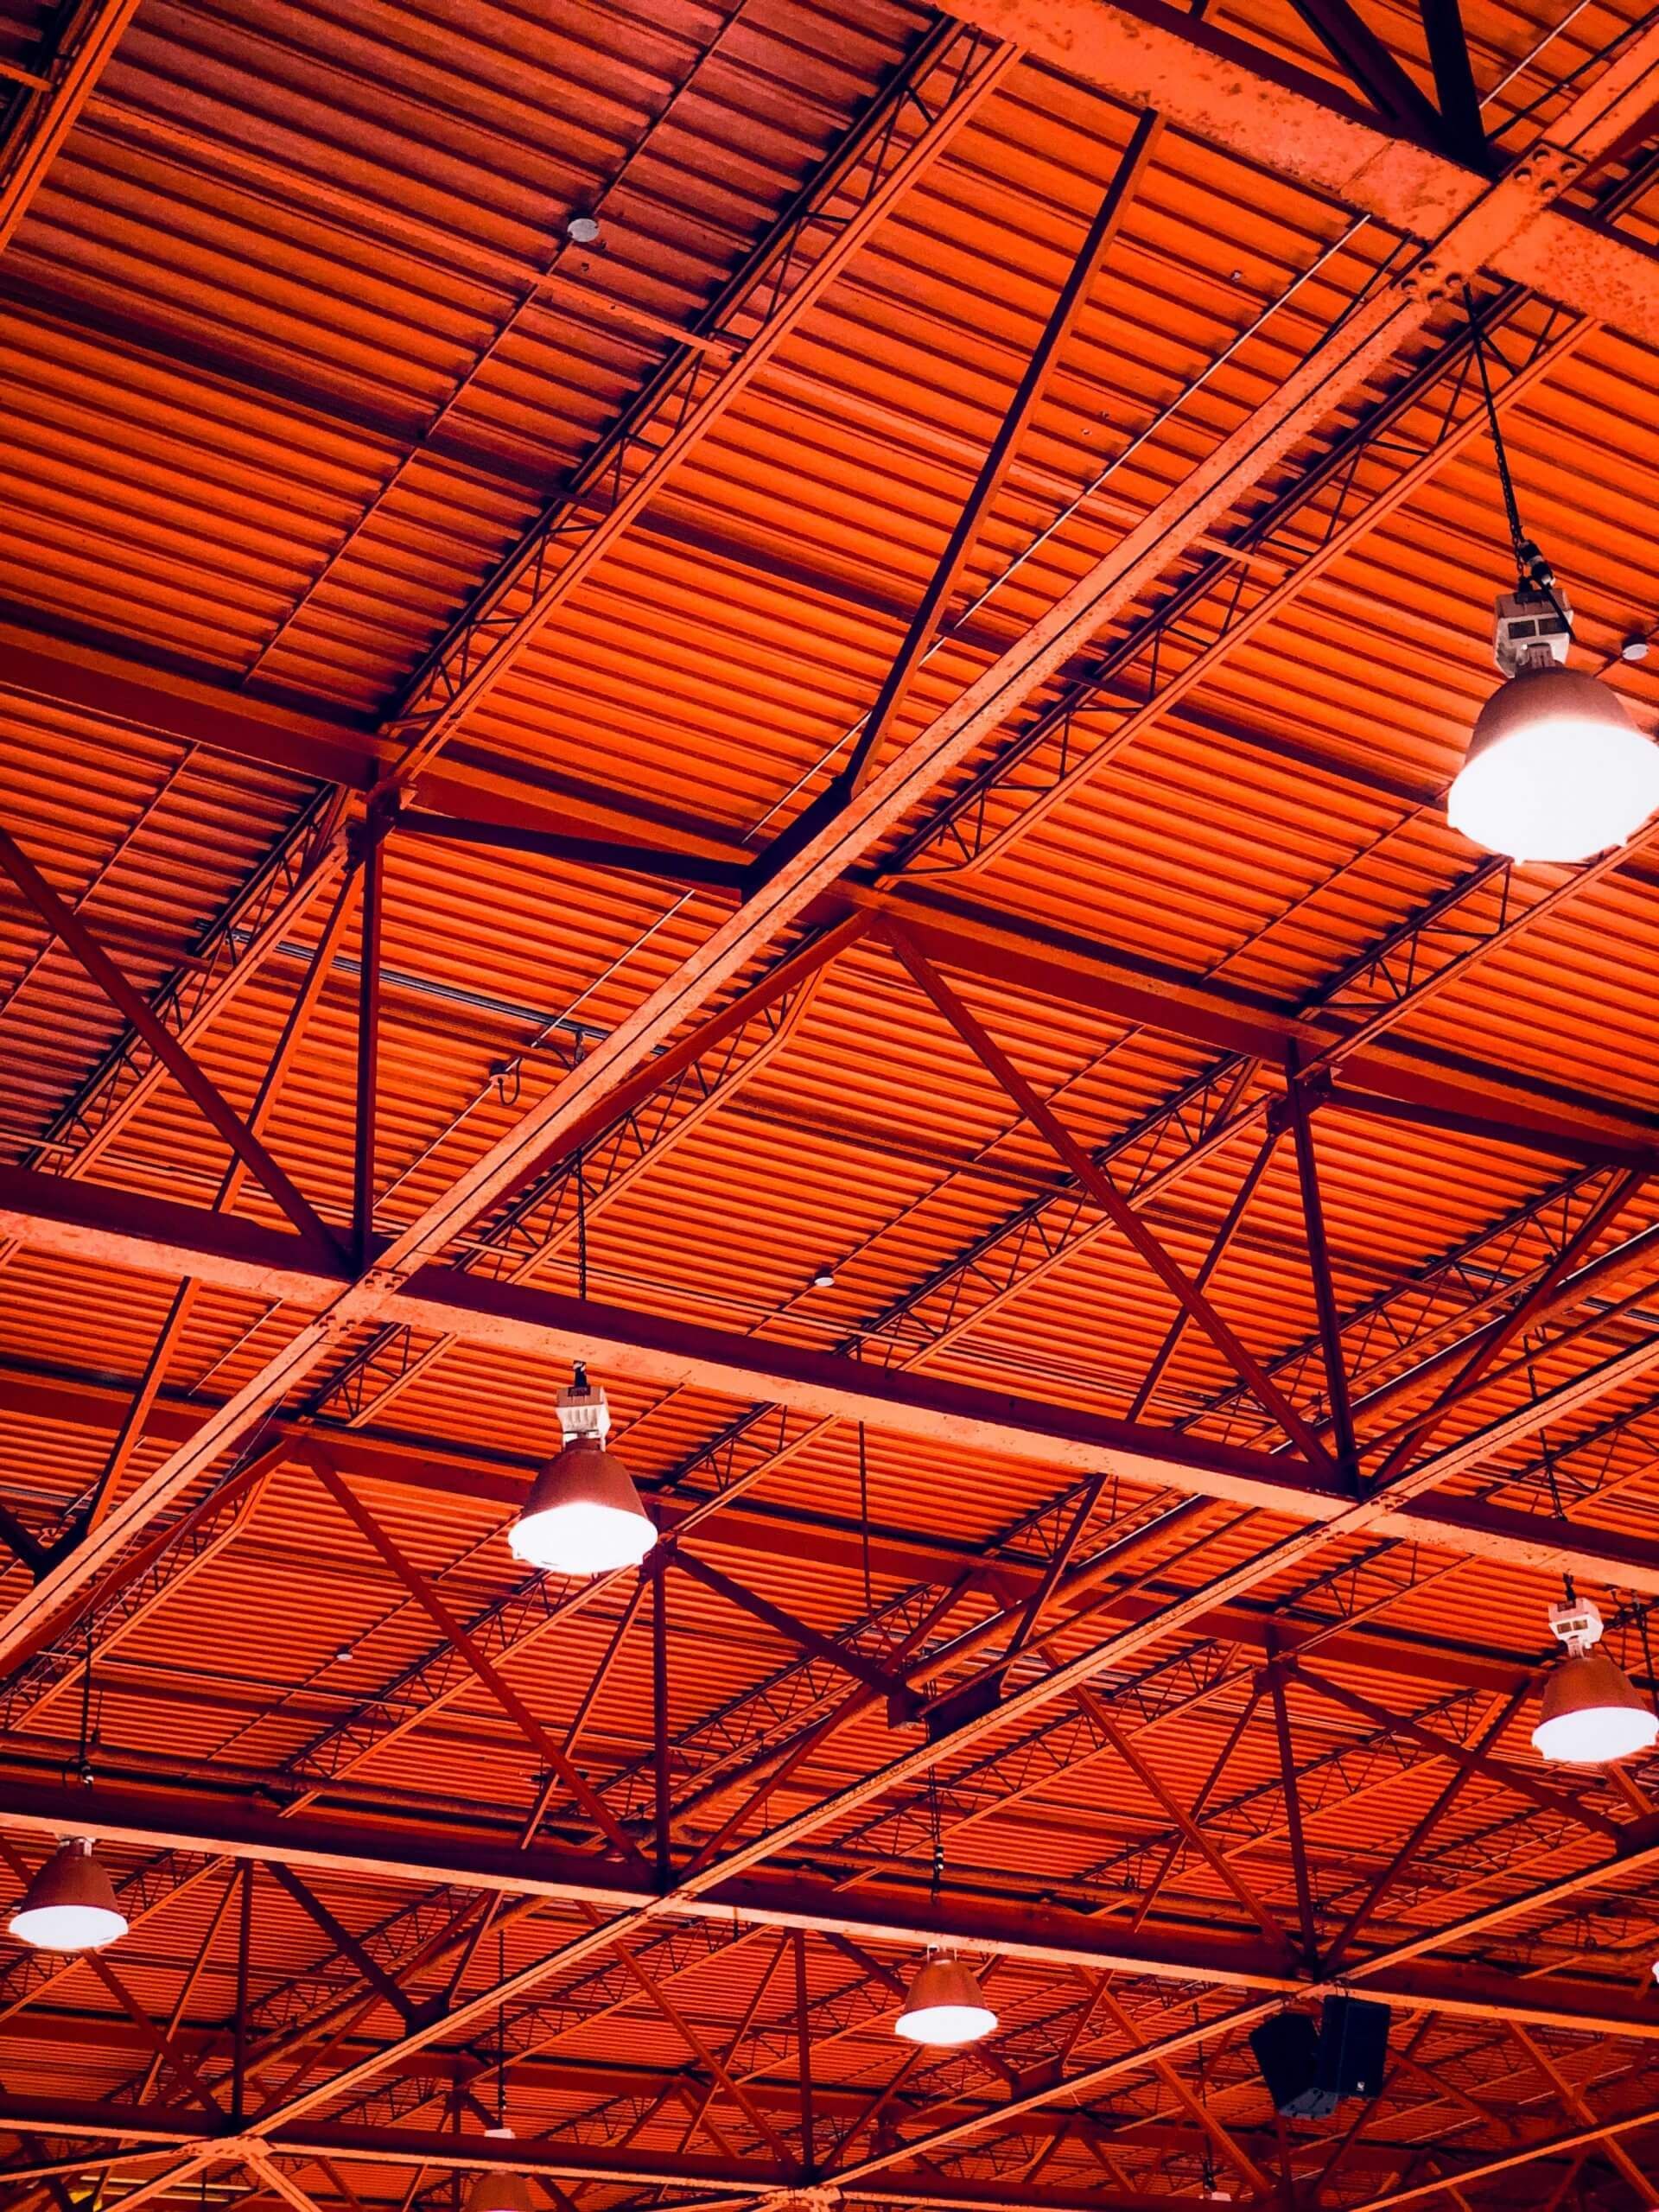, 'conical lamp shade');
509,1438,655,1578
9,1840,128,1952
1449,664,1659,862
1532,1648,1659,1765
465,2129,532,2212
894,1955,996,2047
